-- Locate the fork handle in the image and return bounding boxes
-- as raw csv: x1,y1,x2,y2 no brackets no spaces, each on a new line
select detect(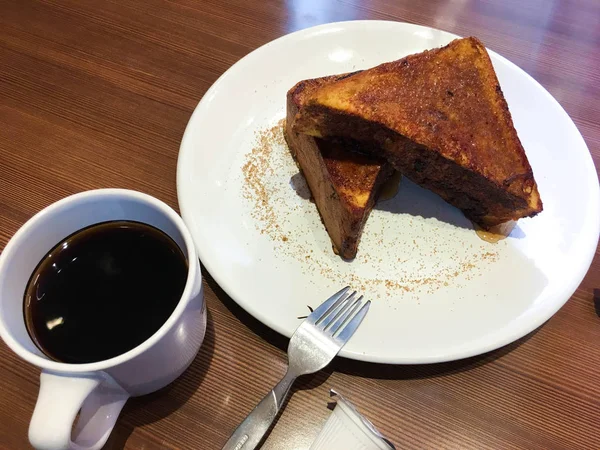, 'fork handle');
221,370,297,450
